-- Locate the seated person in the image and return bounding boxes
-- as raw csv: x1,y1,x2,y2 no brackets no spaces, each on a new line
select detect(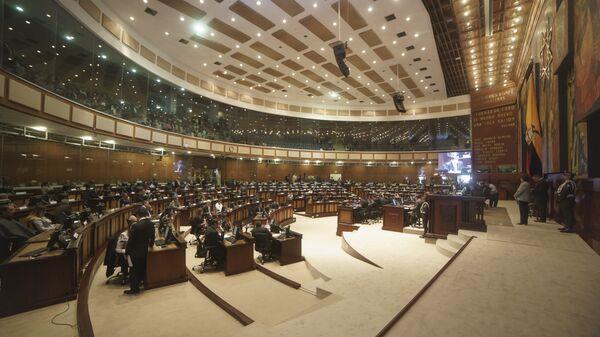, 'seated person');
115,215,137,282
0,199,35,262
119,192,132,207
251,222,273,261
268,217,282,233
202,219,224,267
214,200,223,213
48,195,72,225
25,201,56,233
220,217,232,232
